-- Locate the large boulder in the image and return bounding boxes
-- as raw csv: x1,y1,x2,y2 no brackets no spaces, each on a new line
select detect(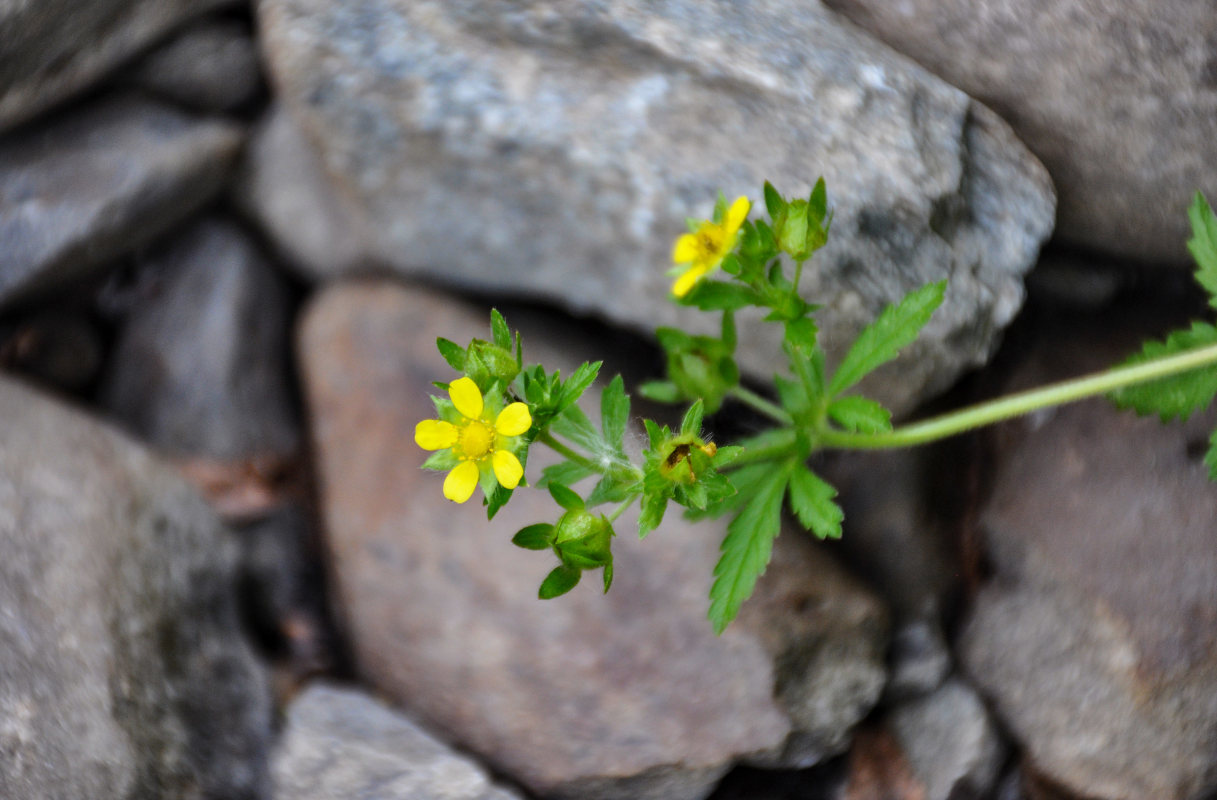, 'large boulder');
0,376,273,799
0,95,243,308
257,0,1054,415
0,0,232,130
298,282,890,800
821,0,1217,264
